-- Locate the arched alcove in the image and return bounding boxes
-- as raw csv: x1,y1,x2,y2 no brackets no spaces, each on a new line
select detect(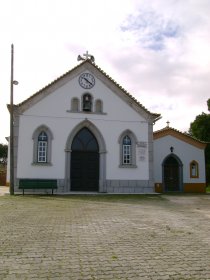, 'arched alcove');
65,120,106,192
162,154,183,192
